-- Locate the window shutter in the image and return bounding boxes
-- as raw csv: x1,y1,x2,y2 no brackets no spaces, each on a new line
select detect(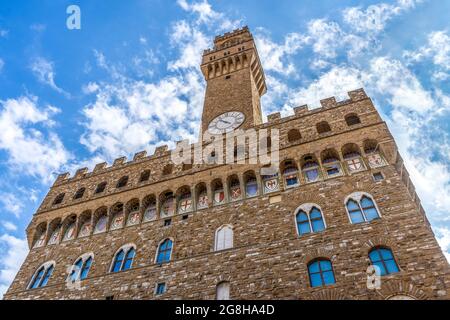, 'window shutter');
224,228,233,249
216,282,230,300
